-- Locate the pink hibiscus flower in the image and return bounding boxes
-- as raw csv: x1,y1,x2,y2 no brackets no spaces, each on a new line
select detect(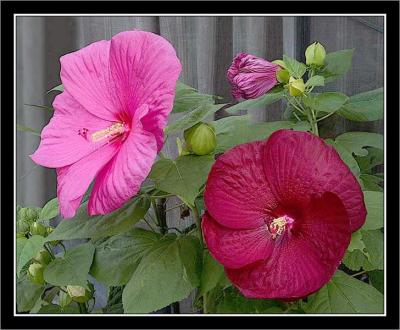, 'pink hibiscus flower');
227,52,279,100
31,31,182,218
202,129,366,300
